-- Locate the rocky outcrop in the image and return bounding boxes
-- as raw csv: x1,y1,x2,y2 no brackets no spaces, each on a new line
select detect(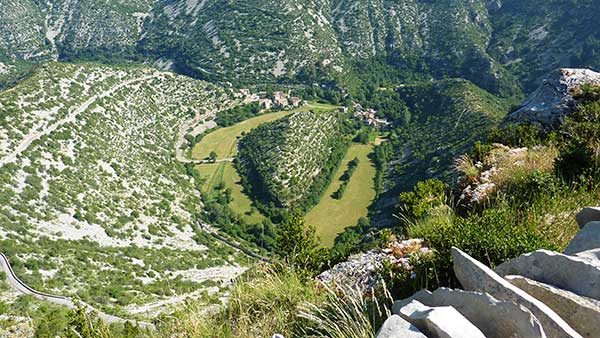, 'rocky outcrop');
376,315,427,338
503,68,600,129
495,250,600,301
452,247,581,338
506,275,600,338
576,207,600,228
393,288,546,338
380,207,600,338
565,222,600,255
317,239,431,293
574,249,600,264
396,300,486,338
